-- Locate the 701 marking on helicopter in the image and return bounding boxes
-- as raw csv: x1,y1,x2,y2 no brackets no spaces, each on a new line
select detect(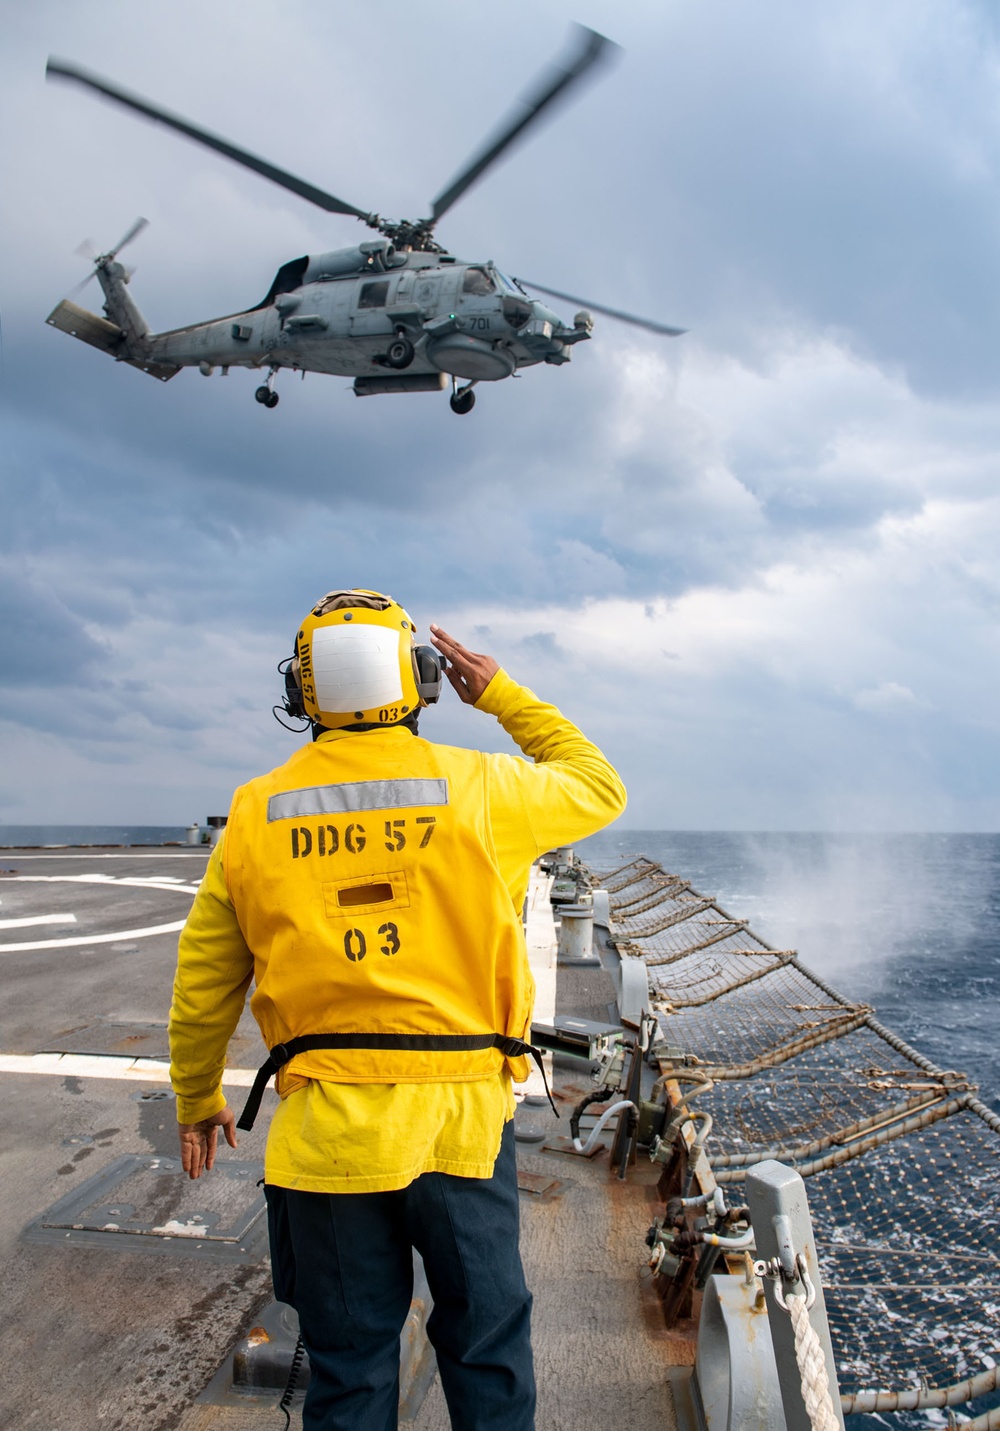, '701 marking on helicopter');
45,28,684,416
